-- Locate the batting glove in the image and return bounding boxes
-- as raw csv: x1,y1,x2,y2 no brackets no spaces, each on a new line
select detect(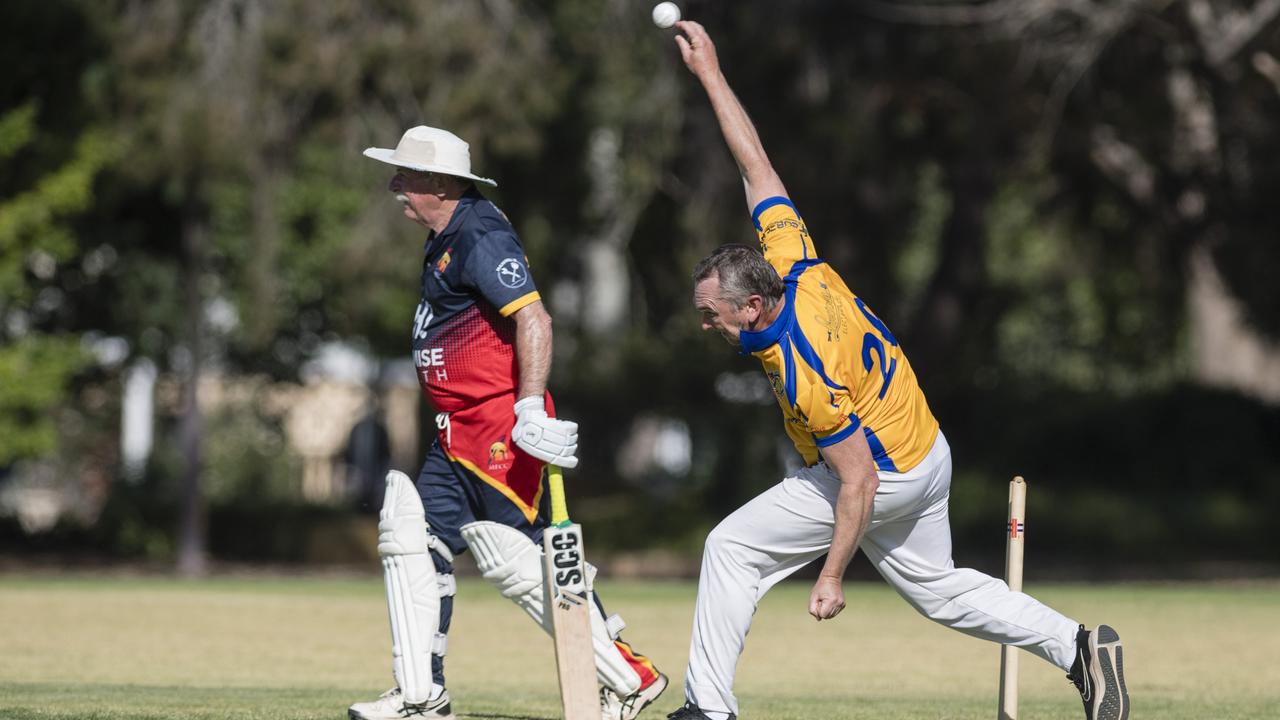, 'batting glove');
512,396,579,469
